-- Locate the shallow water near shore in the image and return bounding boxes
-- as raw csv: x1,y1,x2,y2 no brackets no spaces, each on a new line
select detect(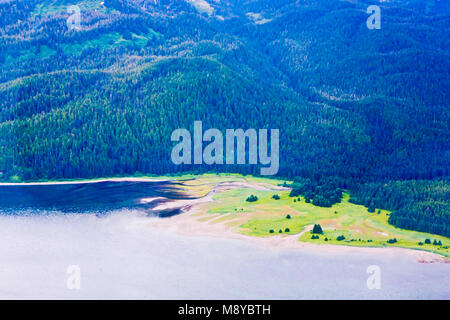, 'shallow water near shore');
0,180,187,216
0,210,448,299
